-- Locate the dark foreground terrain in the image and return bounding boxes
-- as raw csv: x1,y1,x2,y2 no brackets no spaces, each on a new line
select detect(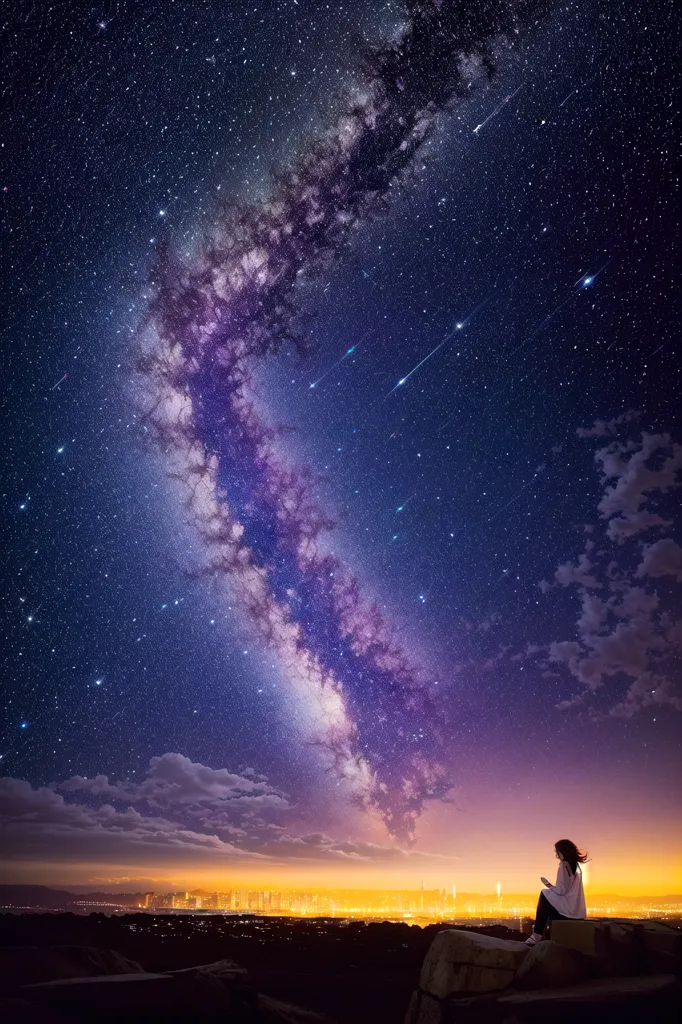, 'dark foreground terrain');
1,913,680,1022
0,913,518,1022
